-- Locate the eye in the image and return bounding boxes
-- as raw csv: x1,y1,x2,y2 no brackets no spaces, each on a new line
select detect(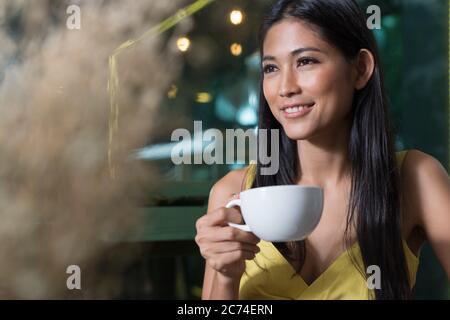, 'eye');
297,57,318,67
263,64,277,74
